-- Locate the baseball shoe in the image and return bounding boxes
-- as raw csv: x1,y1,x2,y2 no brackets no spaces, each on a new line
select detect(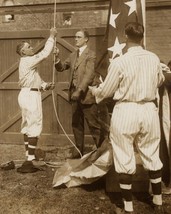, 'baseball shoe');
1,161,15,170
17,161,39,173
